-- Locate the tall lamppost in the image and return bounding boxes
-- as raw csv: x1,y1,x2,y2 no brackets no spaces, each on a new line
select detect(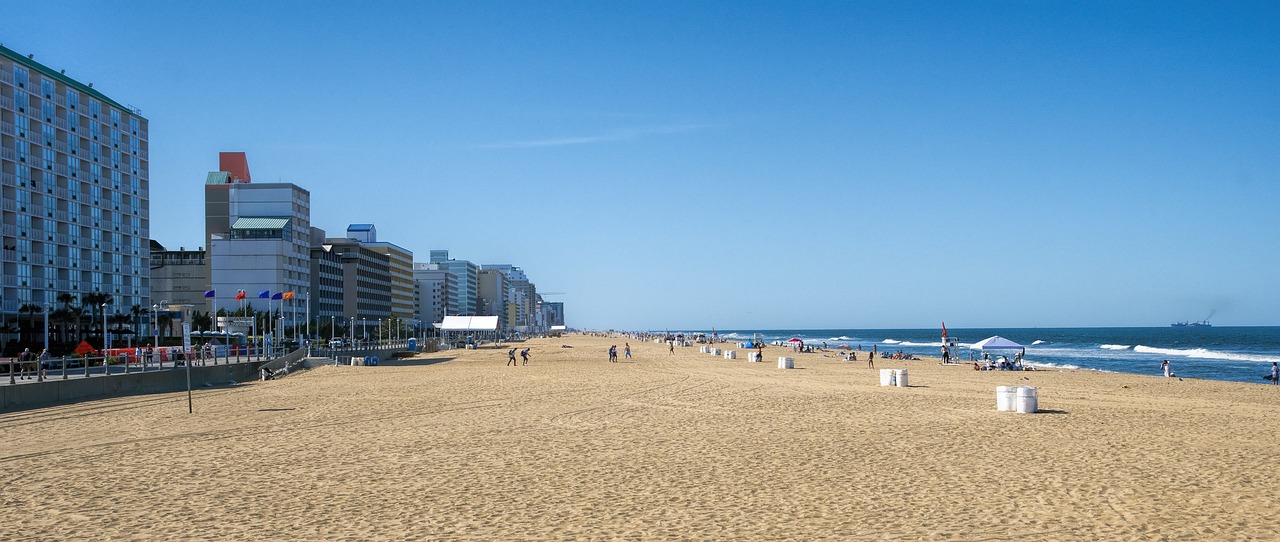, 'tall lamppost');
152,304,158,368
42,303,49,354
378,318,383,346
330,315,335,343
